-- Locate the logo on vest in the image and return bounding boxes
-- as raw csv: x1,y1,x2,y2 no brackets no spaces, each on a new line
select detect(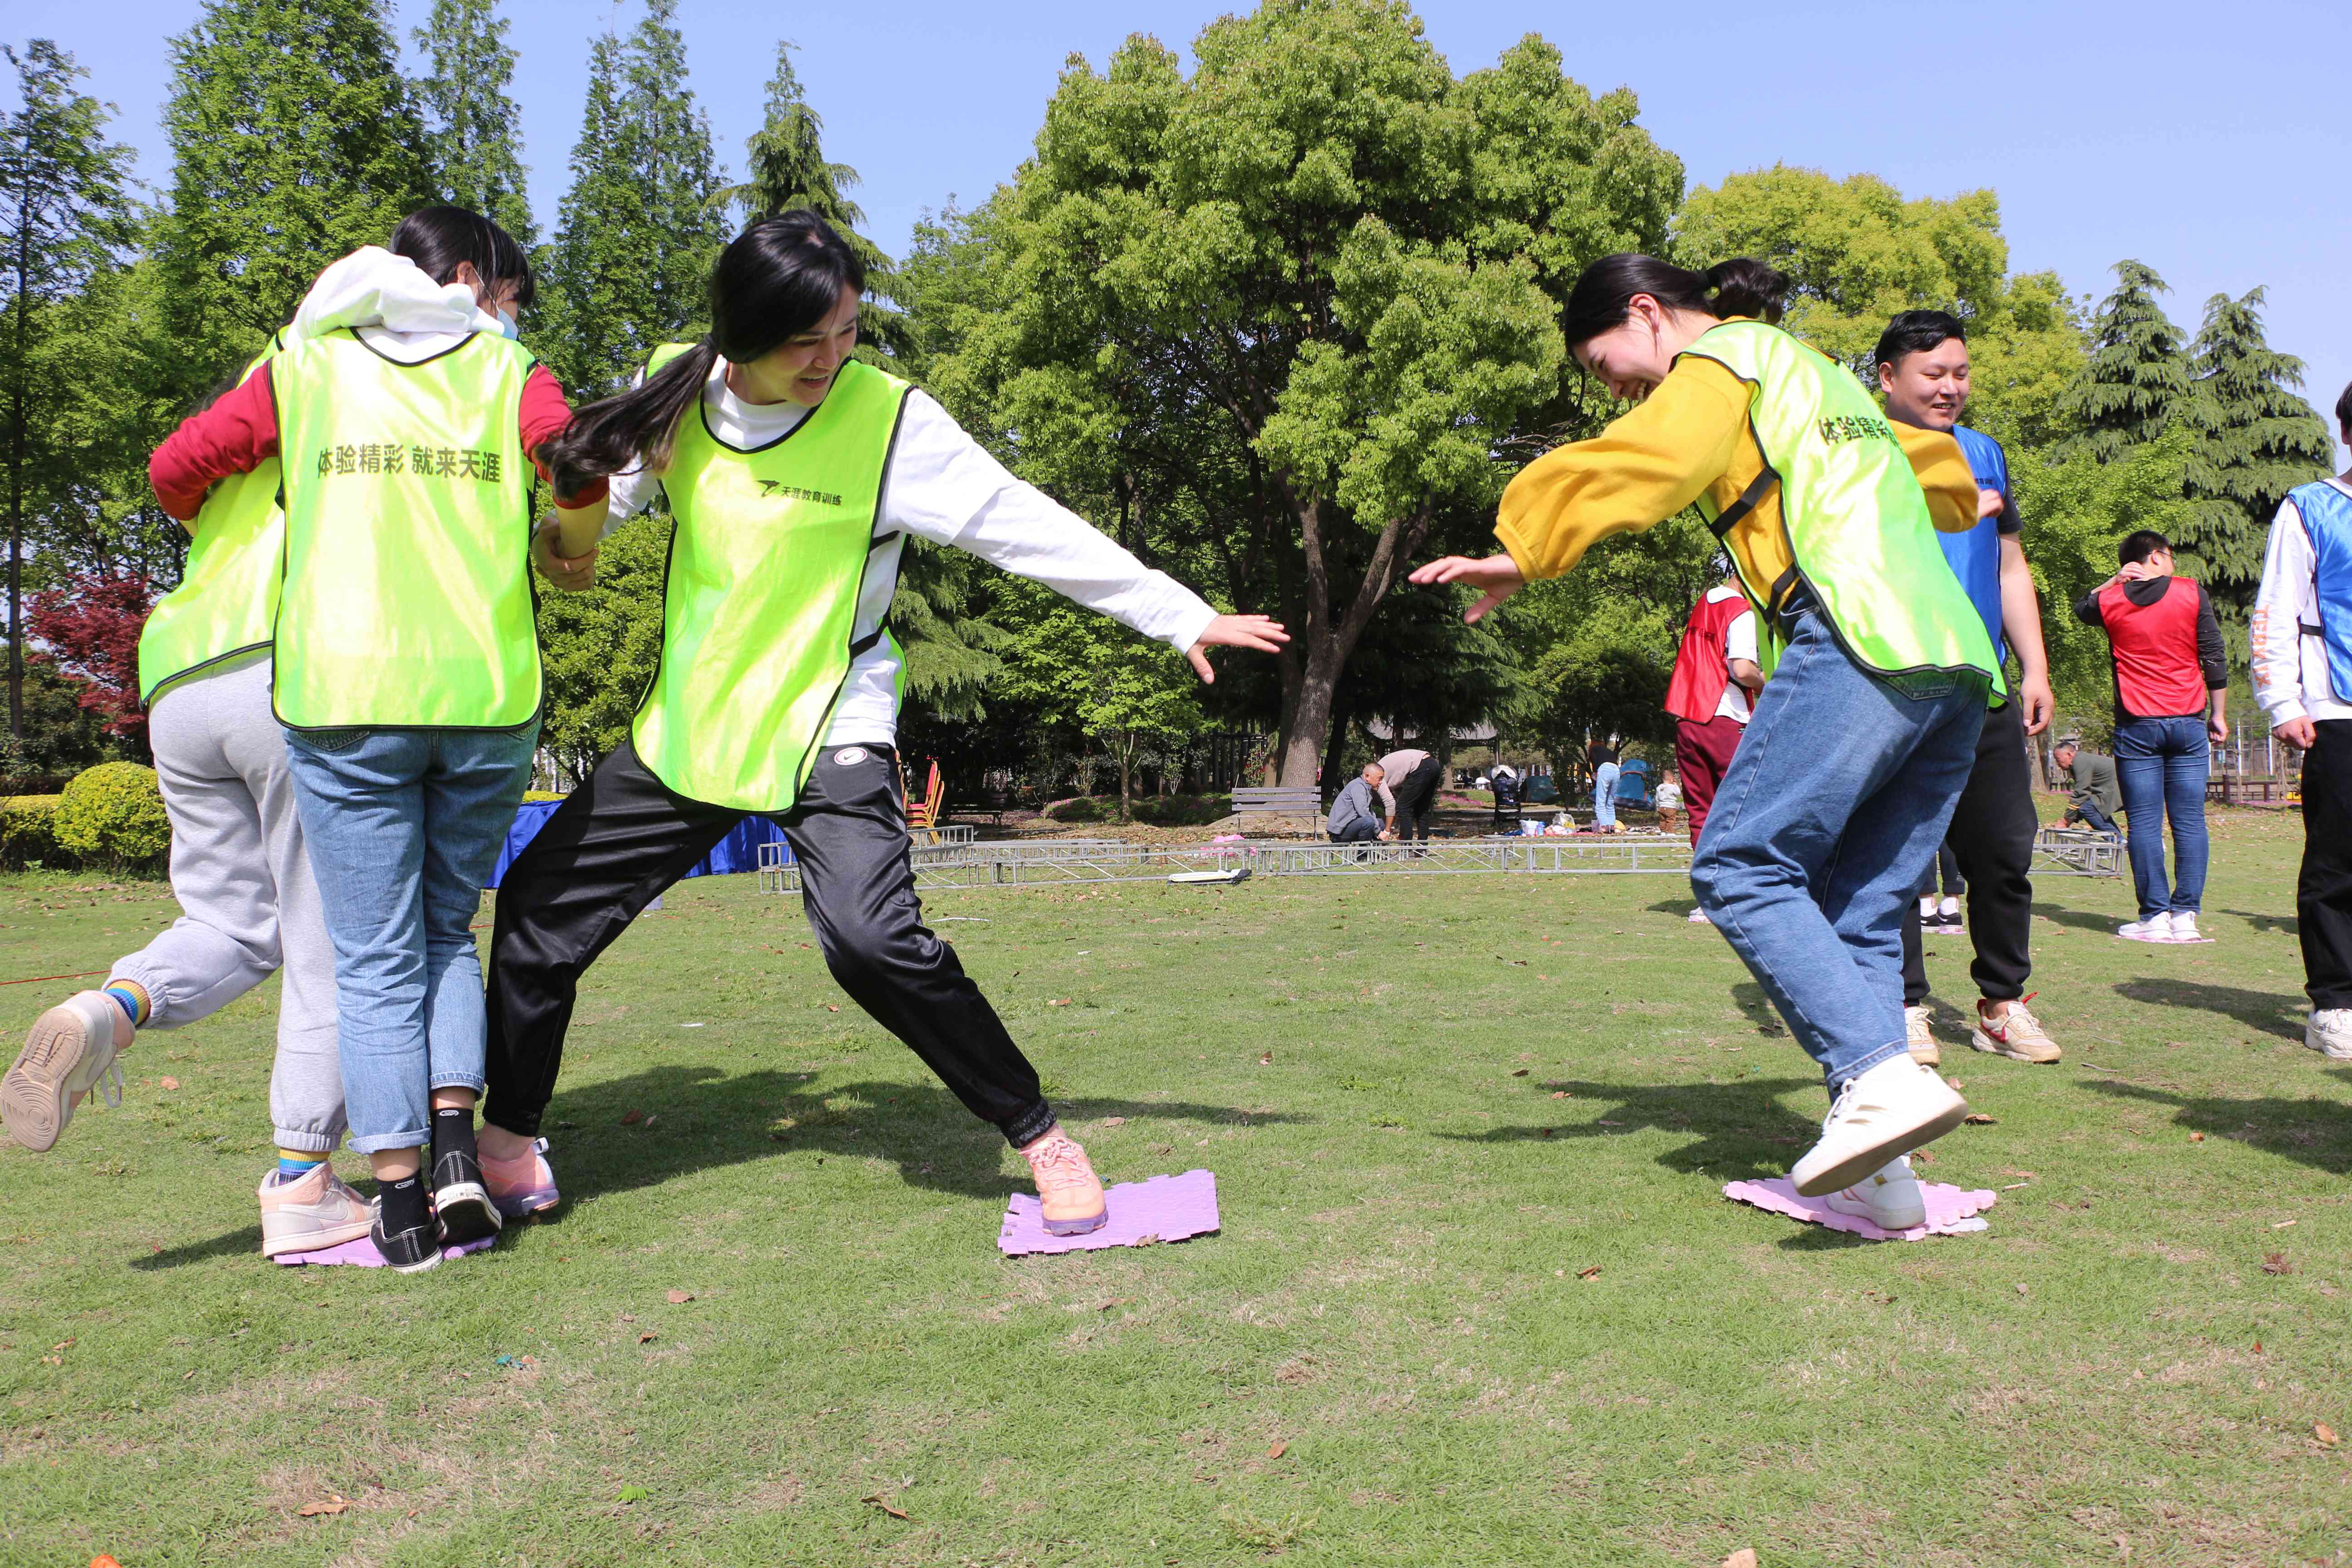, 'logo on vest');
832,747,869,767
1815,414,1897,447
757,480,844,506
313,443,504,482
